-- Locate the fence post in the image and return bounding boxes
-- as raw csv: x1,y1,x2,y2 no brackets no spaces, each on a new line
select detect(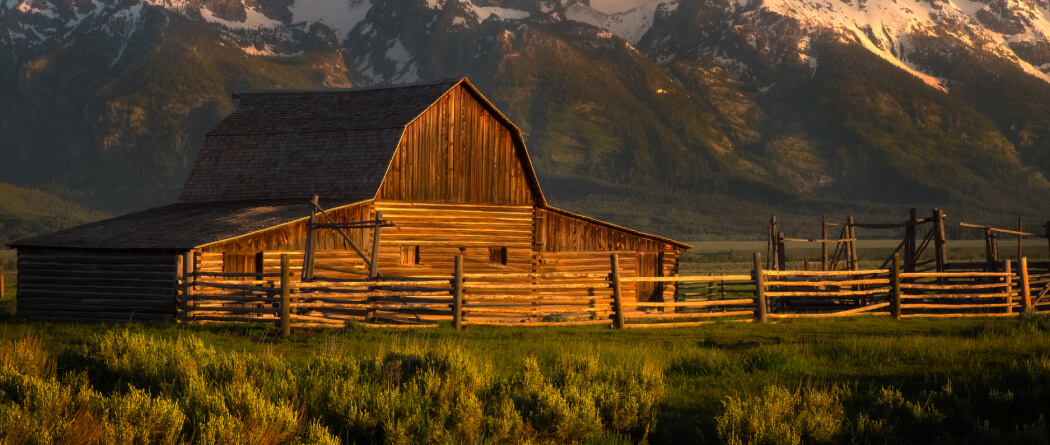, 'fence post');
281,254,291,337
369,210,384,280
933,208,948,273
610,254,625,329
821,216,828,271
182,251,194,322
1018,216,1024,261
753,252,767,323
1,264,5,300
453,255,464,331
1020,257,1031,311
905,208,917,273
302,195,319,281
777,232,787,272
847,216,859,271
891,253,902,320
1004,260,1014,314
